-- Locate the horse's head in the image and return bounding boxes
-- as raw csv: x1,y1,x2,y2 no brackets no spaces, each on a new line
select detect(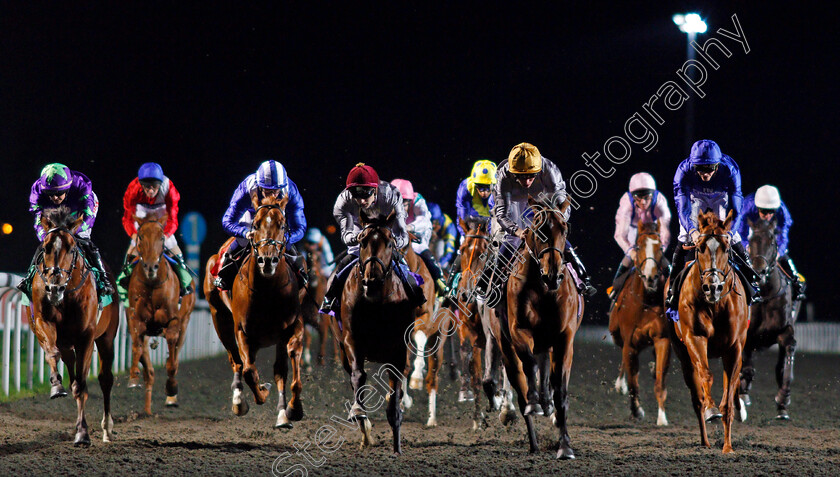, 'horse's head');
695,209,735,303
457,216,491,300
747,218,777,286
635,220,663,293
134,214,167,280
250,193,289,278
524,196,570,292
358,209,396,298
38,207,85,306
